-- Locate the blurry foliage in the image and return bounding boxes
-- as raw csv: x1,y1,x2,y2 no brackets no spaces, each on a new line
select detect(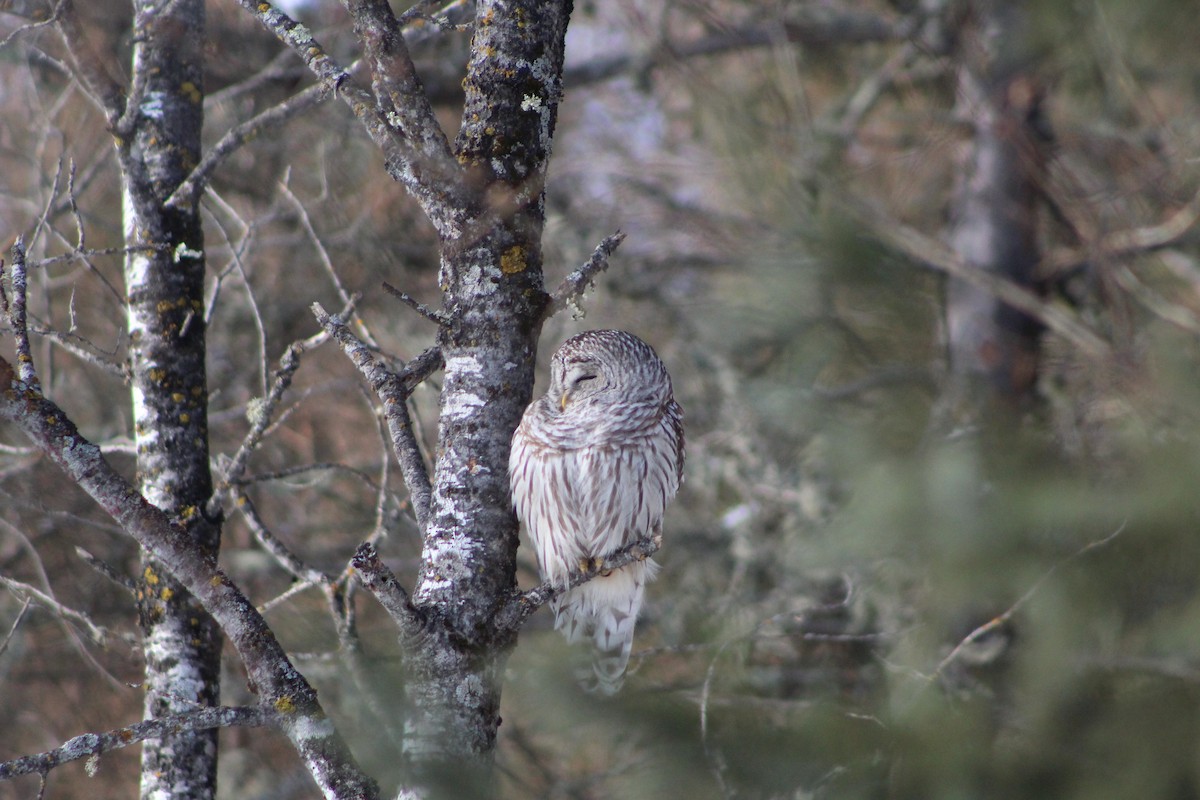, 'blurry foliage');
3,0,1200,798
